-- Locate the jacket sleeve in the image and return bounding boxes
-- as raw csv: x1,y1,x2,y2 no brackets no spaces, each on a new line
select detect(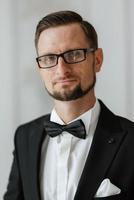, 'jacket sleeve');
3,128,24,200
